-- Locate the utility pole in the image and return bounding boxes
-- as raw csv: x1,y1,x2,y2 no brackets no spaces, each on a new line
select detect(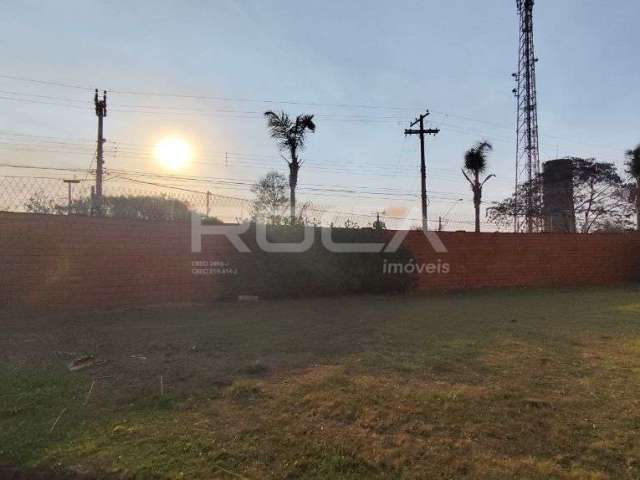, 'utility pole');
405,111,440,231
372,211,385,231
63,179,80,215
94,89,107,215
